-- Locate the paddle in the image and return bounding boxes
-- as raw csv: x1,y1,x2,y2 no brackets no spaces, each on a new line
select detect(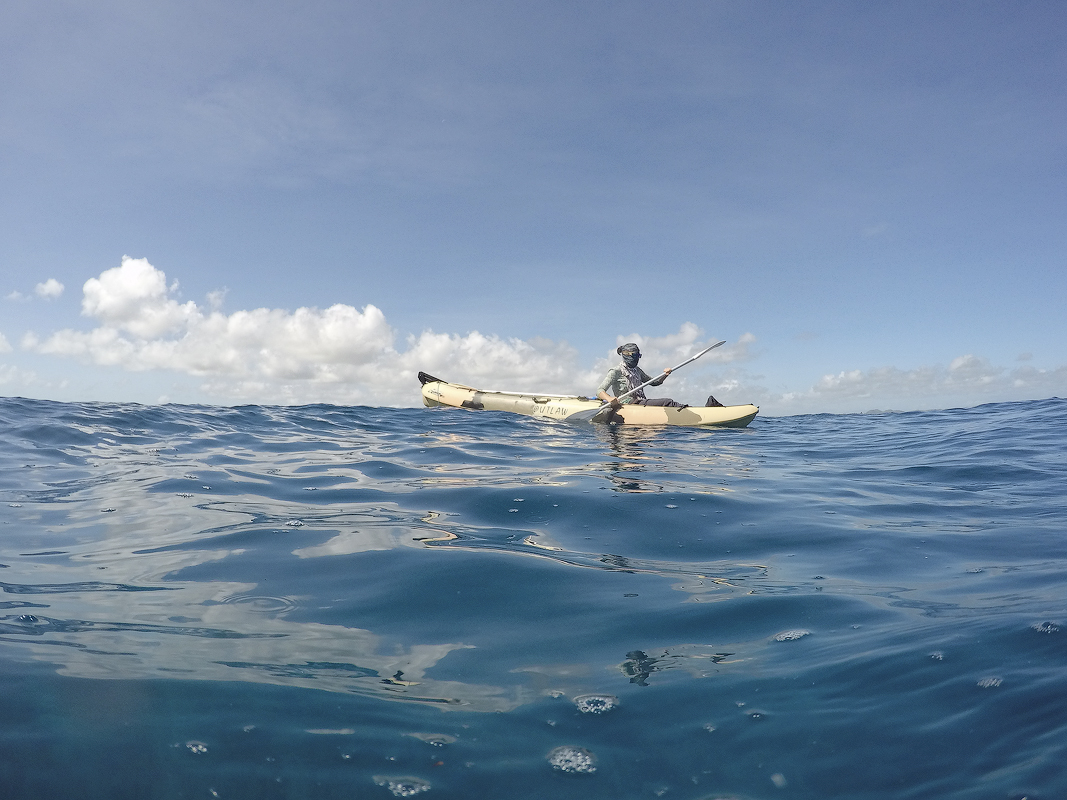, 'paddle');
570,340,726,423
